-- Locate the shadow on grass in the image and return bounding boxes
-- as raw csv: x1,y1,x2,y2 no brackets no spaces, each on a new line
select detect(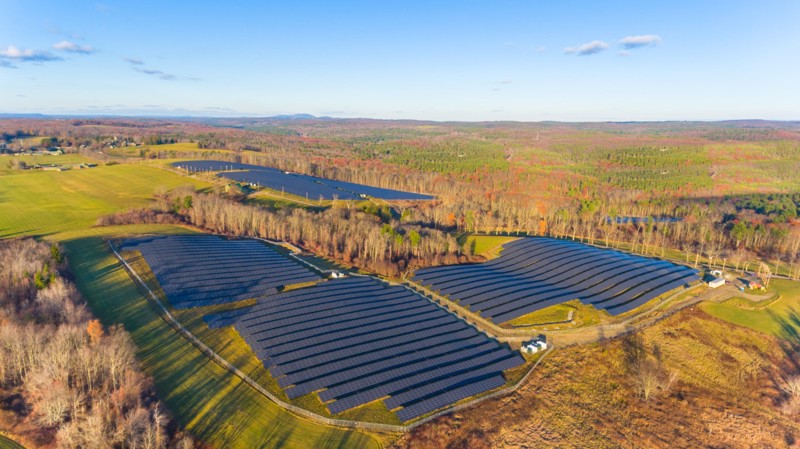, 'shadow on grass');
62,235,379,449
